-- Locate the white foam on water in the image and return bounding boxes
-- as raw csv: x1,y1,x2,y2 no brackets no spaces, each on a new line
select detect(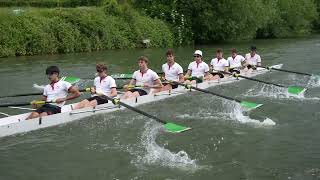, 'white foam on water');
242,84,311,100
133,120,203,171
222,100,276,127
307,75,320,88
